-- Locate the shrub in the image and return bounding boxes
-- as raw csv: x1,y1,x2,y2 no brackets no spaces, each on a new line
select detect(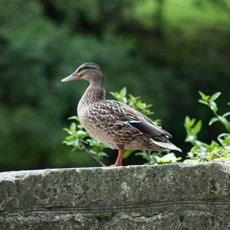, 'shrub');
63,89,230,165
184,92,230,162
